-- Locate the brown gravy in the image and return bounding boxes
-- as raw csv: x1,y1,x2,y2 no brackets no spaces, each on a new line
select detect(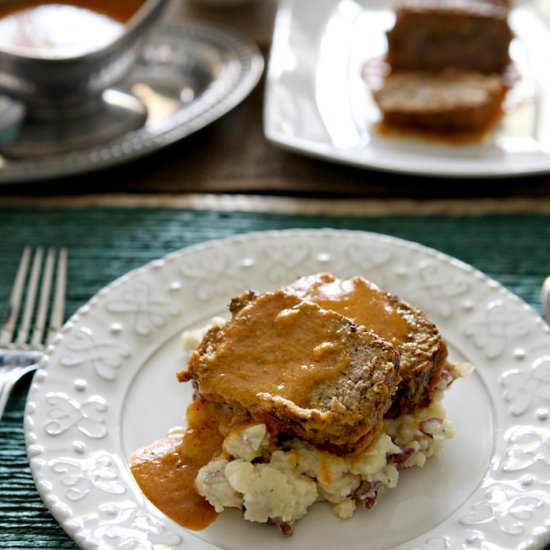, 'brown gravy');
288,274,410,347
189,291,354,409
130,399,224,531
0,1,143,57
374,112,504,146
